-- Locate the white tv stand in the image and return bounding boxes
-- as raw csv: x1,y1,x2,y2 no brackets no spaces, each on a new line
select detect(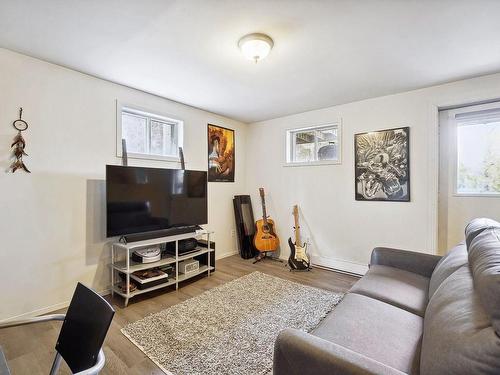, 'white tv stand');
110,230,214,307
